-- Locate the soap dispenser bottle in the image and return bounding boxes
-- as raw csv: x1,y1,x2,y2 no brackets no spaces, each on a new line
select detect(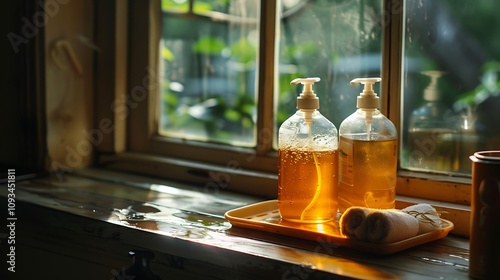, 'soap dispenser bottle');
407,71,457,172
278,77,339,223
338,78,397,213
